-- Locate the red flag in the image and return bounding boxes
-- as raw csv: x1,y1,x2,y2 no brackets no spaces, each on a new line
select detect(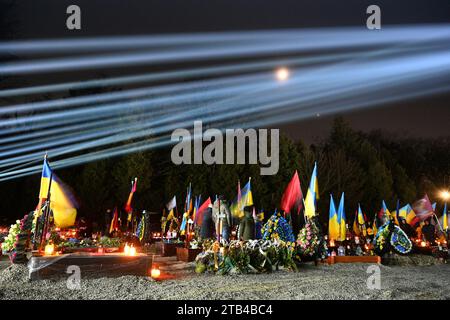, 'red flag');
280,170,303,215
109,207,119,234
195,197,212,226
411,194,434,226
124,178,137,213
